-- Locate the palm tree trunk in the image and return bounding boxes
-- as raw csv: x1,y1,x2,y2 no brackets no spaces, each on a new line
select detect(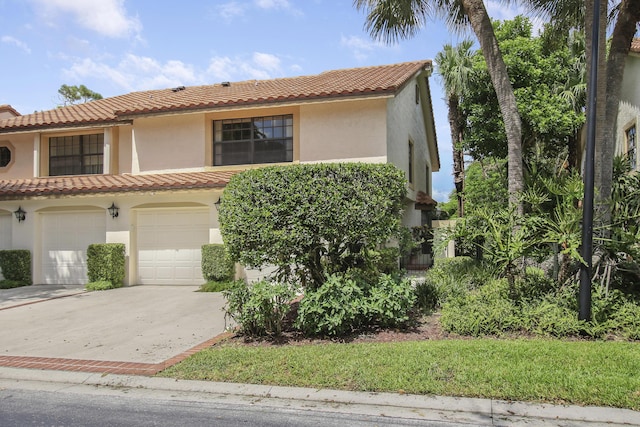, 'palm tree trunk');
448,95,465,217
601,0,640,232
461,0,523,215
